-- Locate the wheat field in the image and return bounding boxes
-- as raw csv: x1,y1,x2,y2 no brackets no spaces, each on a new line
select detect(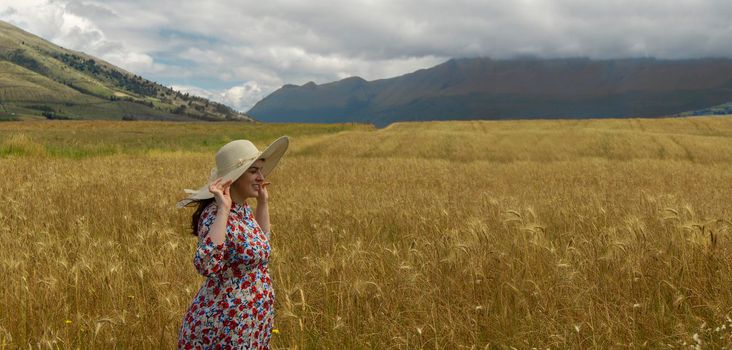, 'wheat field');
1,117,732,349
